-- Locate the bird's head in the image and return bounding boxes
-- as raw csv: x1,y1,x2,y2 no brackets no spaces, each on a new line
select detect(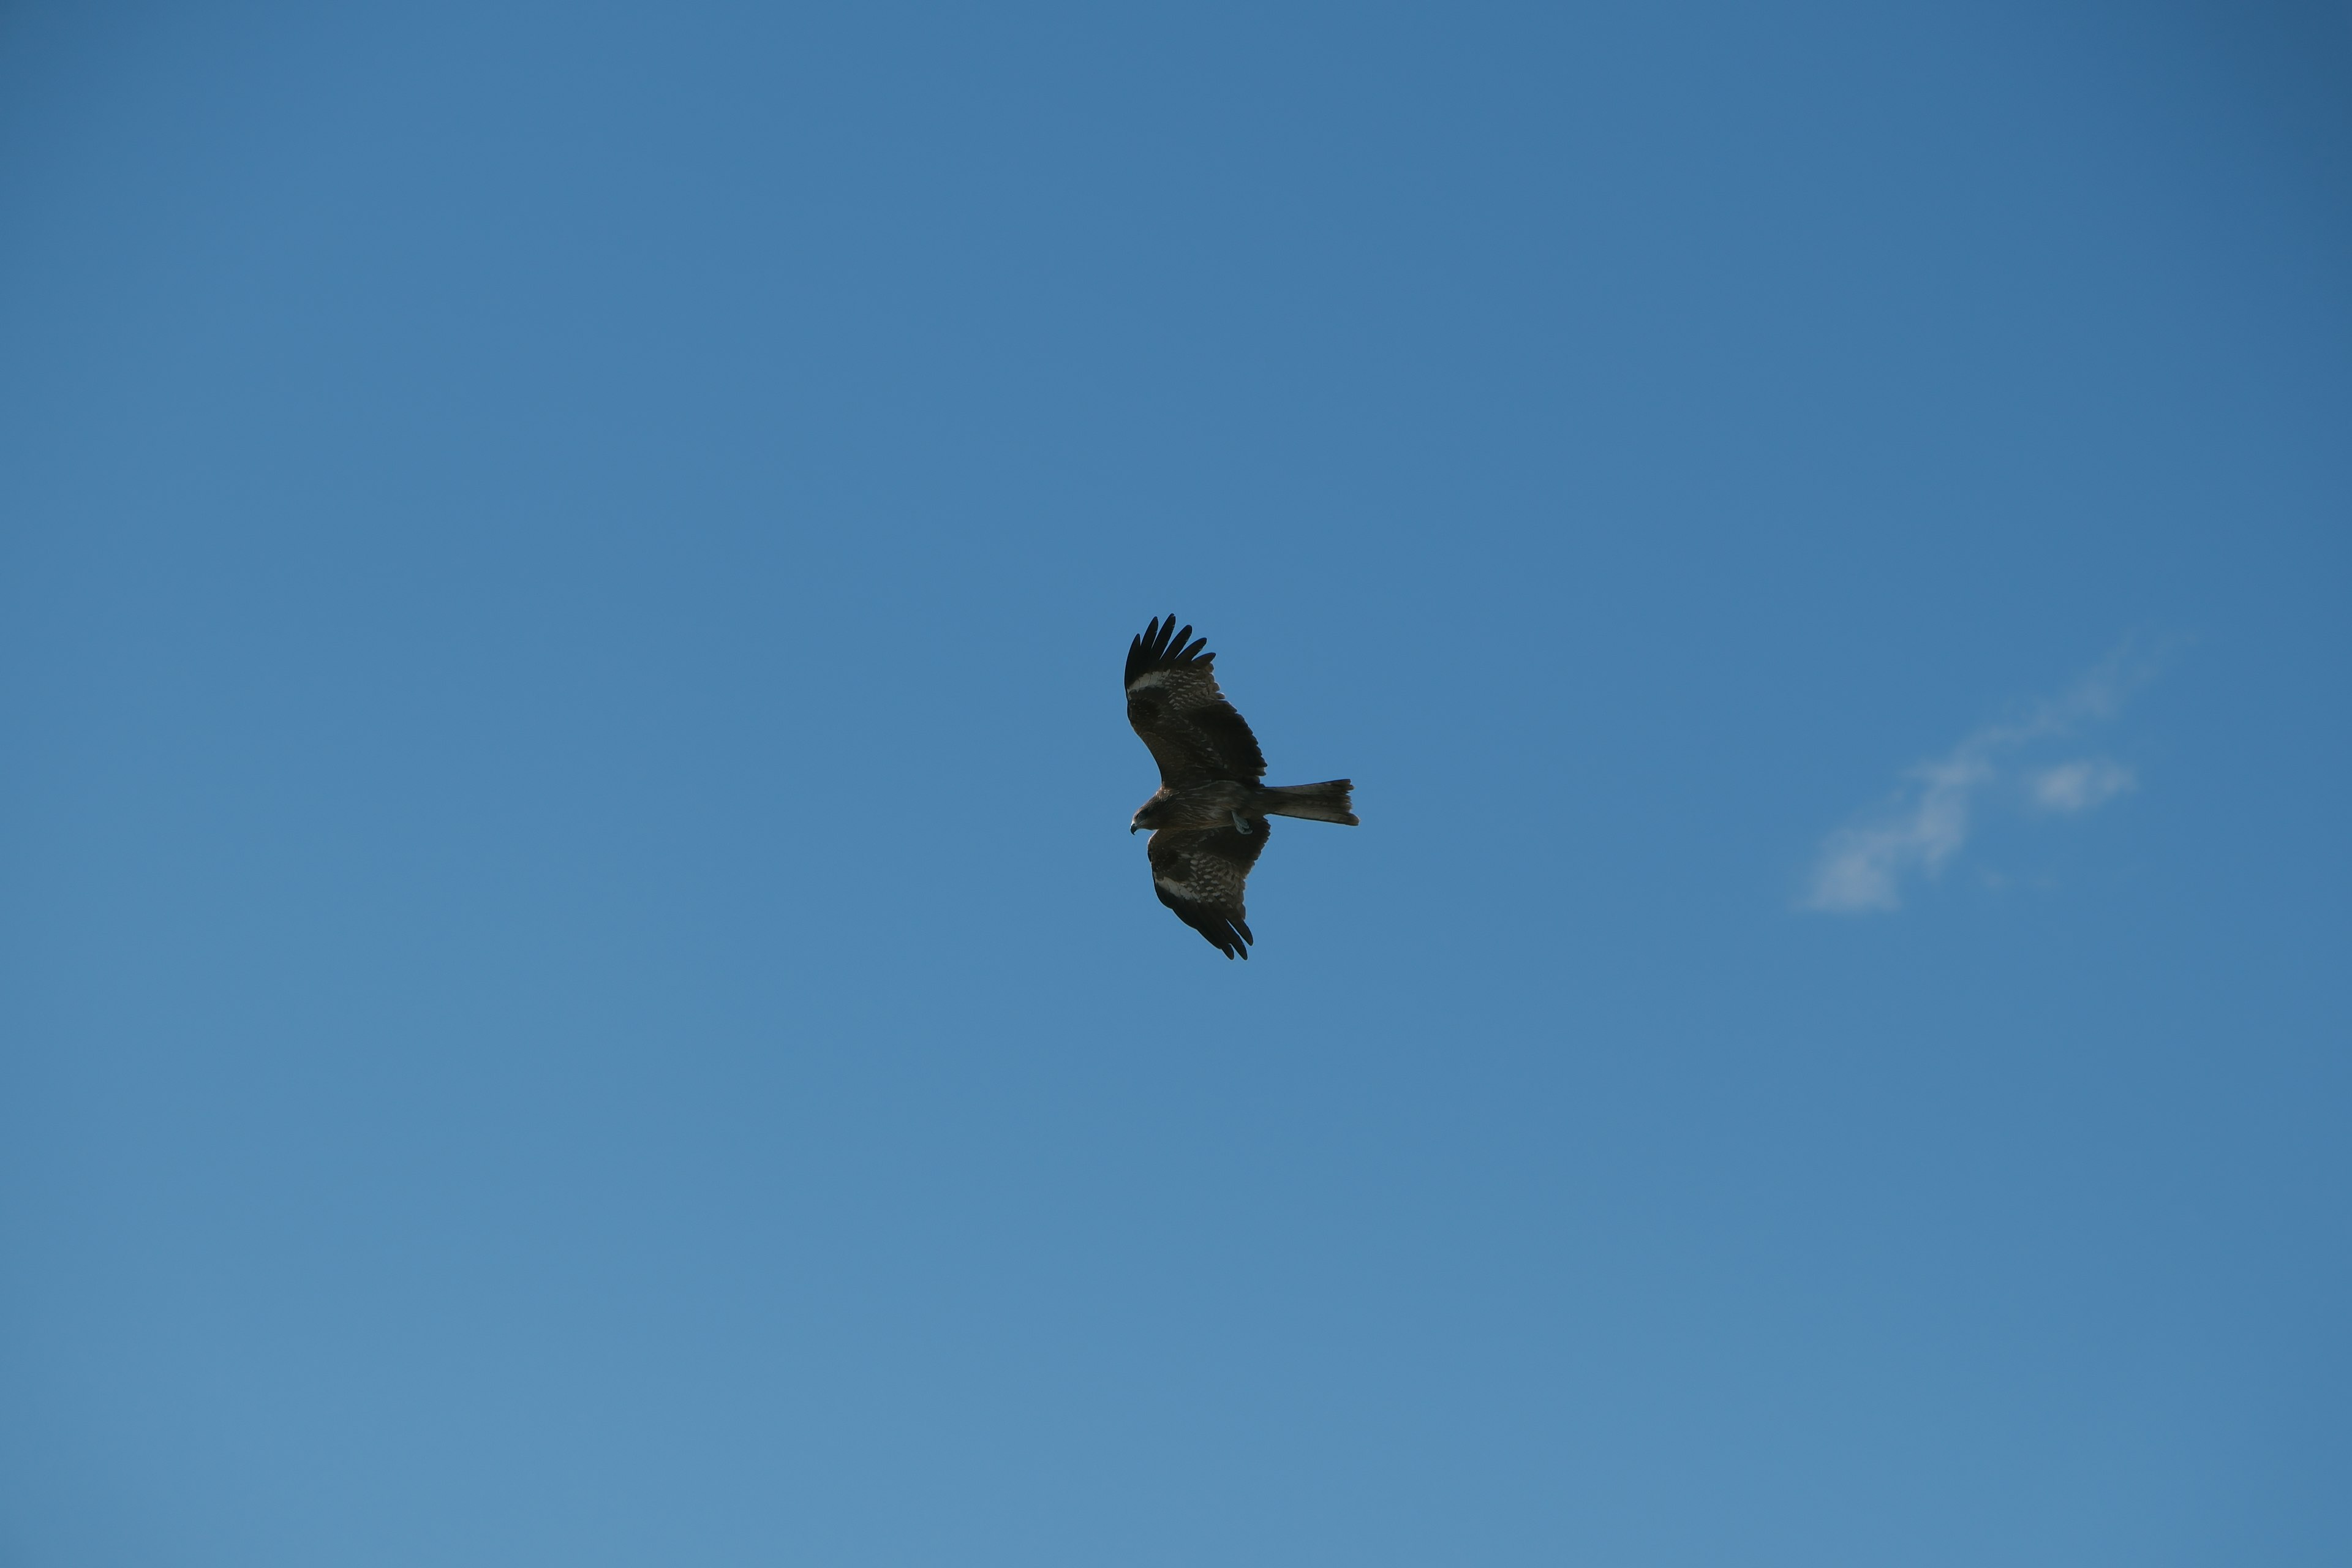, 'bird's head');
1129,800,1166,834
